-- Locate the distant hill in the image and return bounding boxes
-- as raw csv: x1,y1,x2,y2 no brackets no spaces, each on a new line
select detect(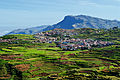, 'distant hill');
7,25,48,35
7,15,120,35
